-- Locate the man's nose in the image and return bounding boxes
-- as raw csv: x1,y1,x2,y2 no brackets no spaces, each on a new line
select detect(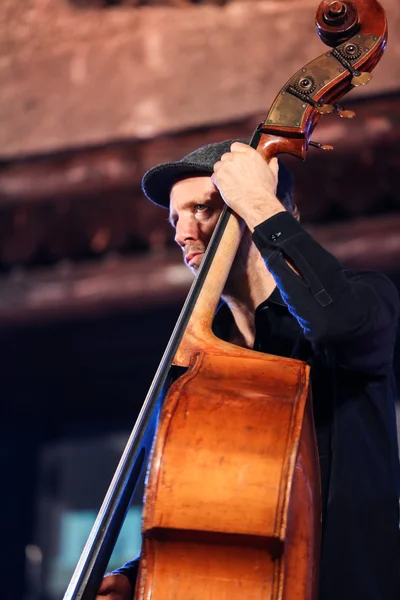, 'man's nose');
174,218,198,247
